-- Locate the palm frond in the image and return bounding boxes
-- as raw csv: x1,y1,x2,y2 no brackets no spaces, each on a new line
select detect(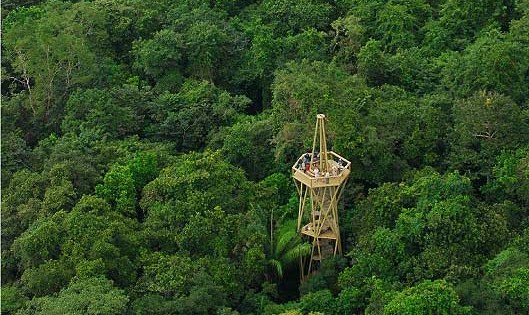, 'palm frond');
269,259,283,278
283,242,311,264
275,229,299,256
273,219,300,254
